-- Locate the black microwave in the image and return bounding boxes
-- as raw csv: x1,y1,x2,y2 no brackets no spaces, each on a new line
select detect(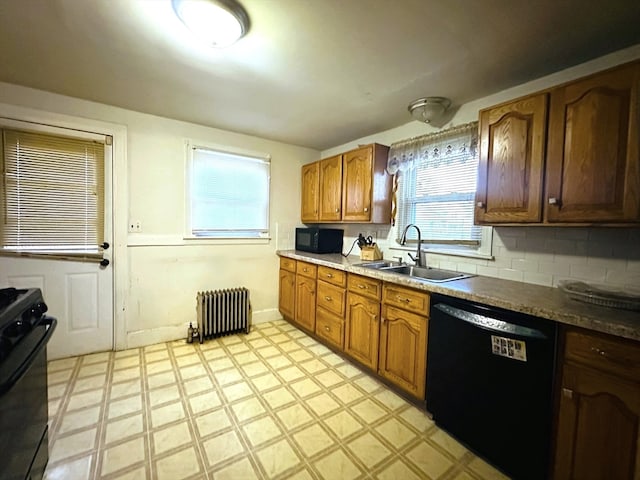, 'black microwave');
295,228,344,254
